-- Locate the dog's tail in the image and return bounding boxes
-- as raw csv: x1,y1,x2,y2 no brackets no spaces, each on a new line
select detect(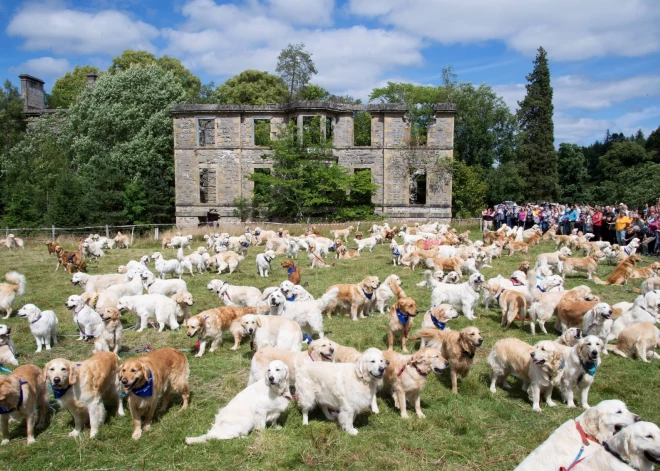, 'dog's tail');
316,287,339,311
631,287,642,293
177,247,185,261
416,328,445,349
606,344,628,358
592,276,609,285
5,271,26,296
